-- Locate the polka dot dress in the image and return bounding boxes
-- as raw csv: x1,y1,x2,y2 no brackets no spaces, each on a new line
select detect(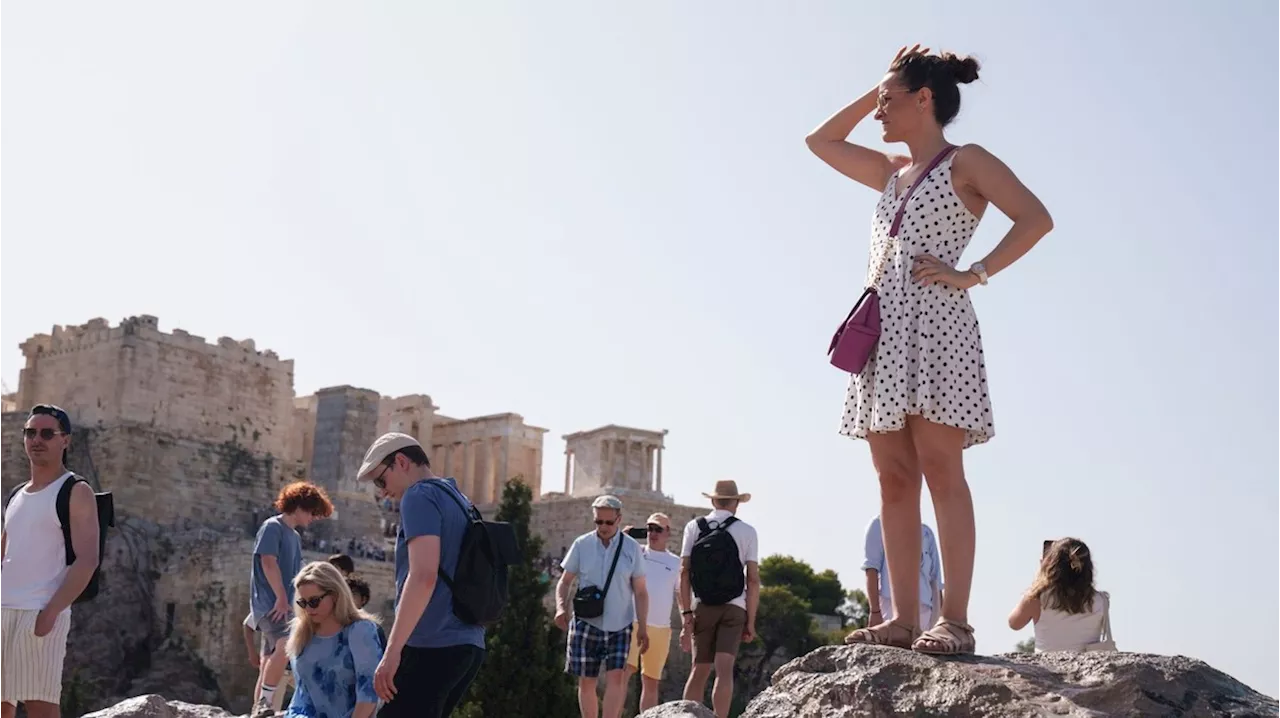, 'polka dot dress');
840,152,994,449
